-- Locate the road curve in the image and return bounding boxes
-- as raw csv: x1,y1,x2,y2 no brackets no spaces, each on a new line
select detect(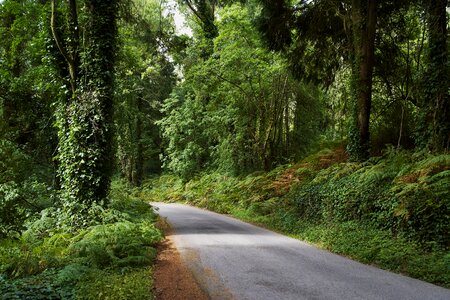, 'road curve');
151,202,450,300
